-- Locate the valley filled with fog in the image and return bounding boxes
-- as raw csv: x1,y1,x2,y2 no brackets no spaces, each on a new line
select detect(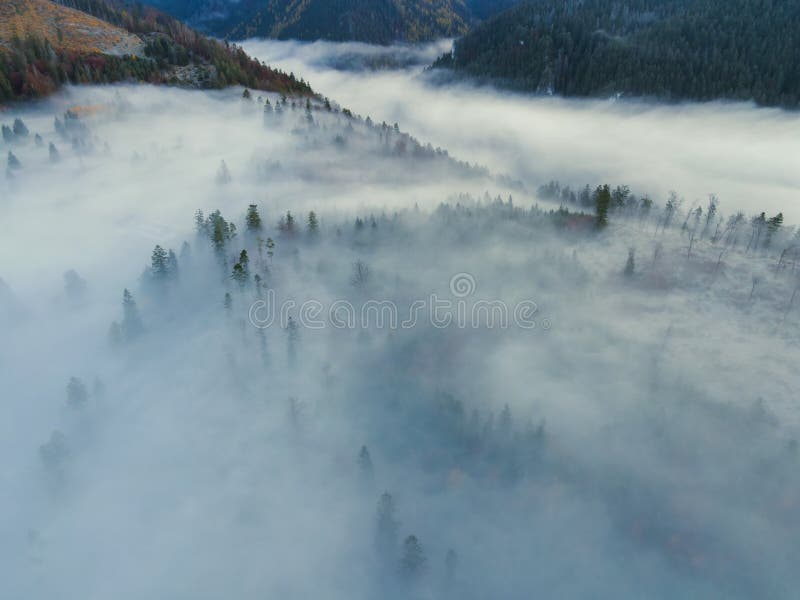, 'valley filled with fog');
2,40,800,600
